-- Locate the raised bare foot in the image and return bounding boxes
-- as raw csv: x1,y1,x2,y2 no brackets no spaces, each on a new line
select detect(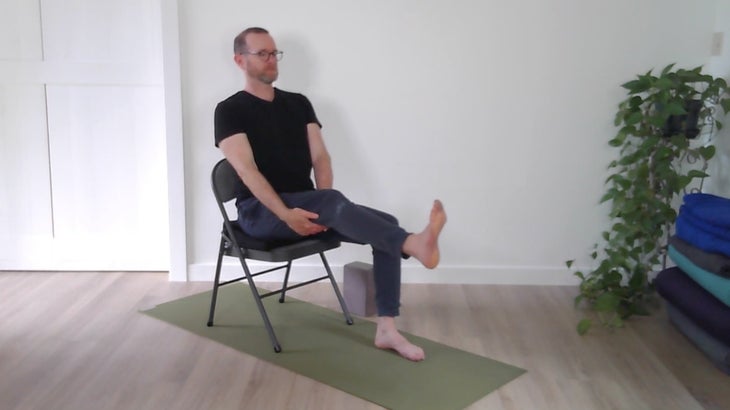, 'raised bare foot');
403,200,447,269
374,321,425,361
